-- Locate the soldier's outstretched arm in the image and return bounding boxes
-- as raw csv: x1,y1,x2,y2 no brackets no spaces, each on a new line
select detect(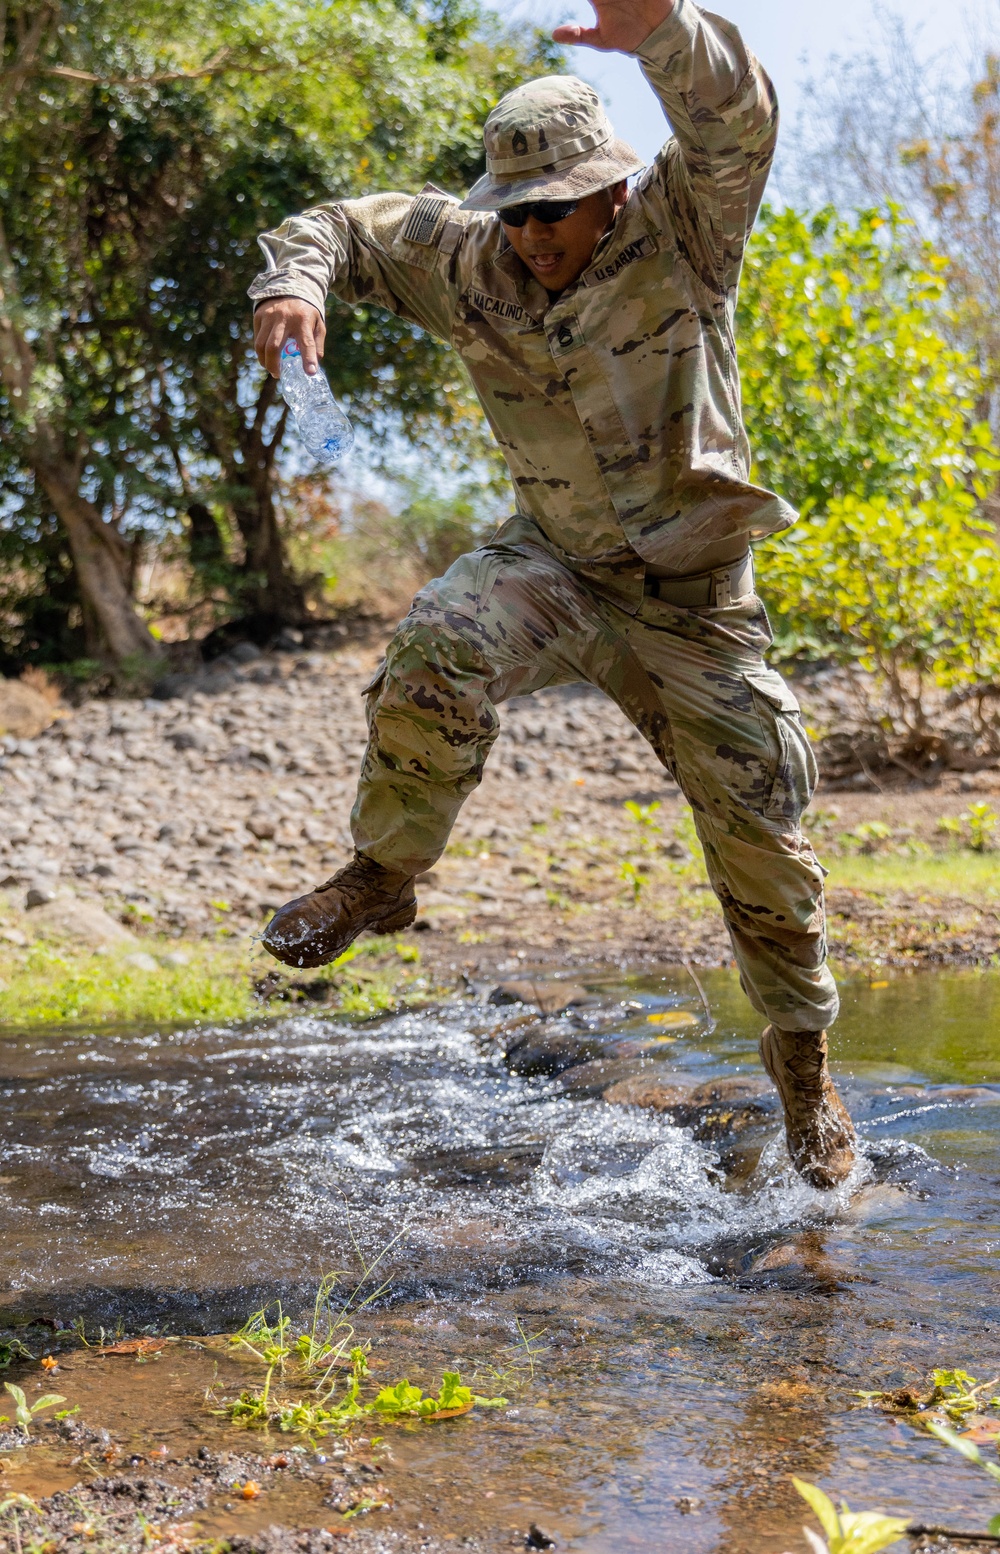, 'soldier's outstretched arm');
556,0,777,293
249,189,470,376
